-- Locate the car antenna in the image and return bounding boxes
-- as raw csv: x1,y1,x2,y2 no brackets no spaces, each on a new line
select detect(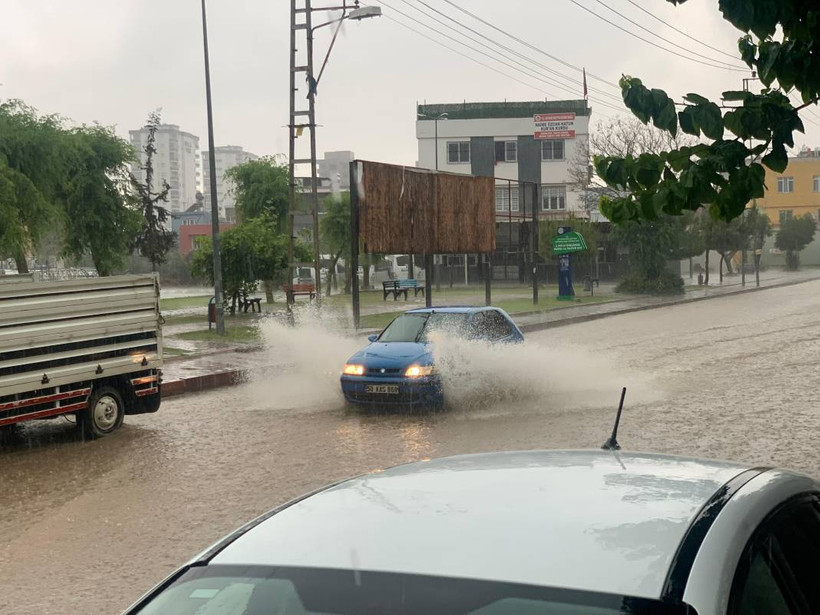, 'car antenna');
601,387,627,451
